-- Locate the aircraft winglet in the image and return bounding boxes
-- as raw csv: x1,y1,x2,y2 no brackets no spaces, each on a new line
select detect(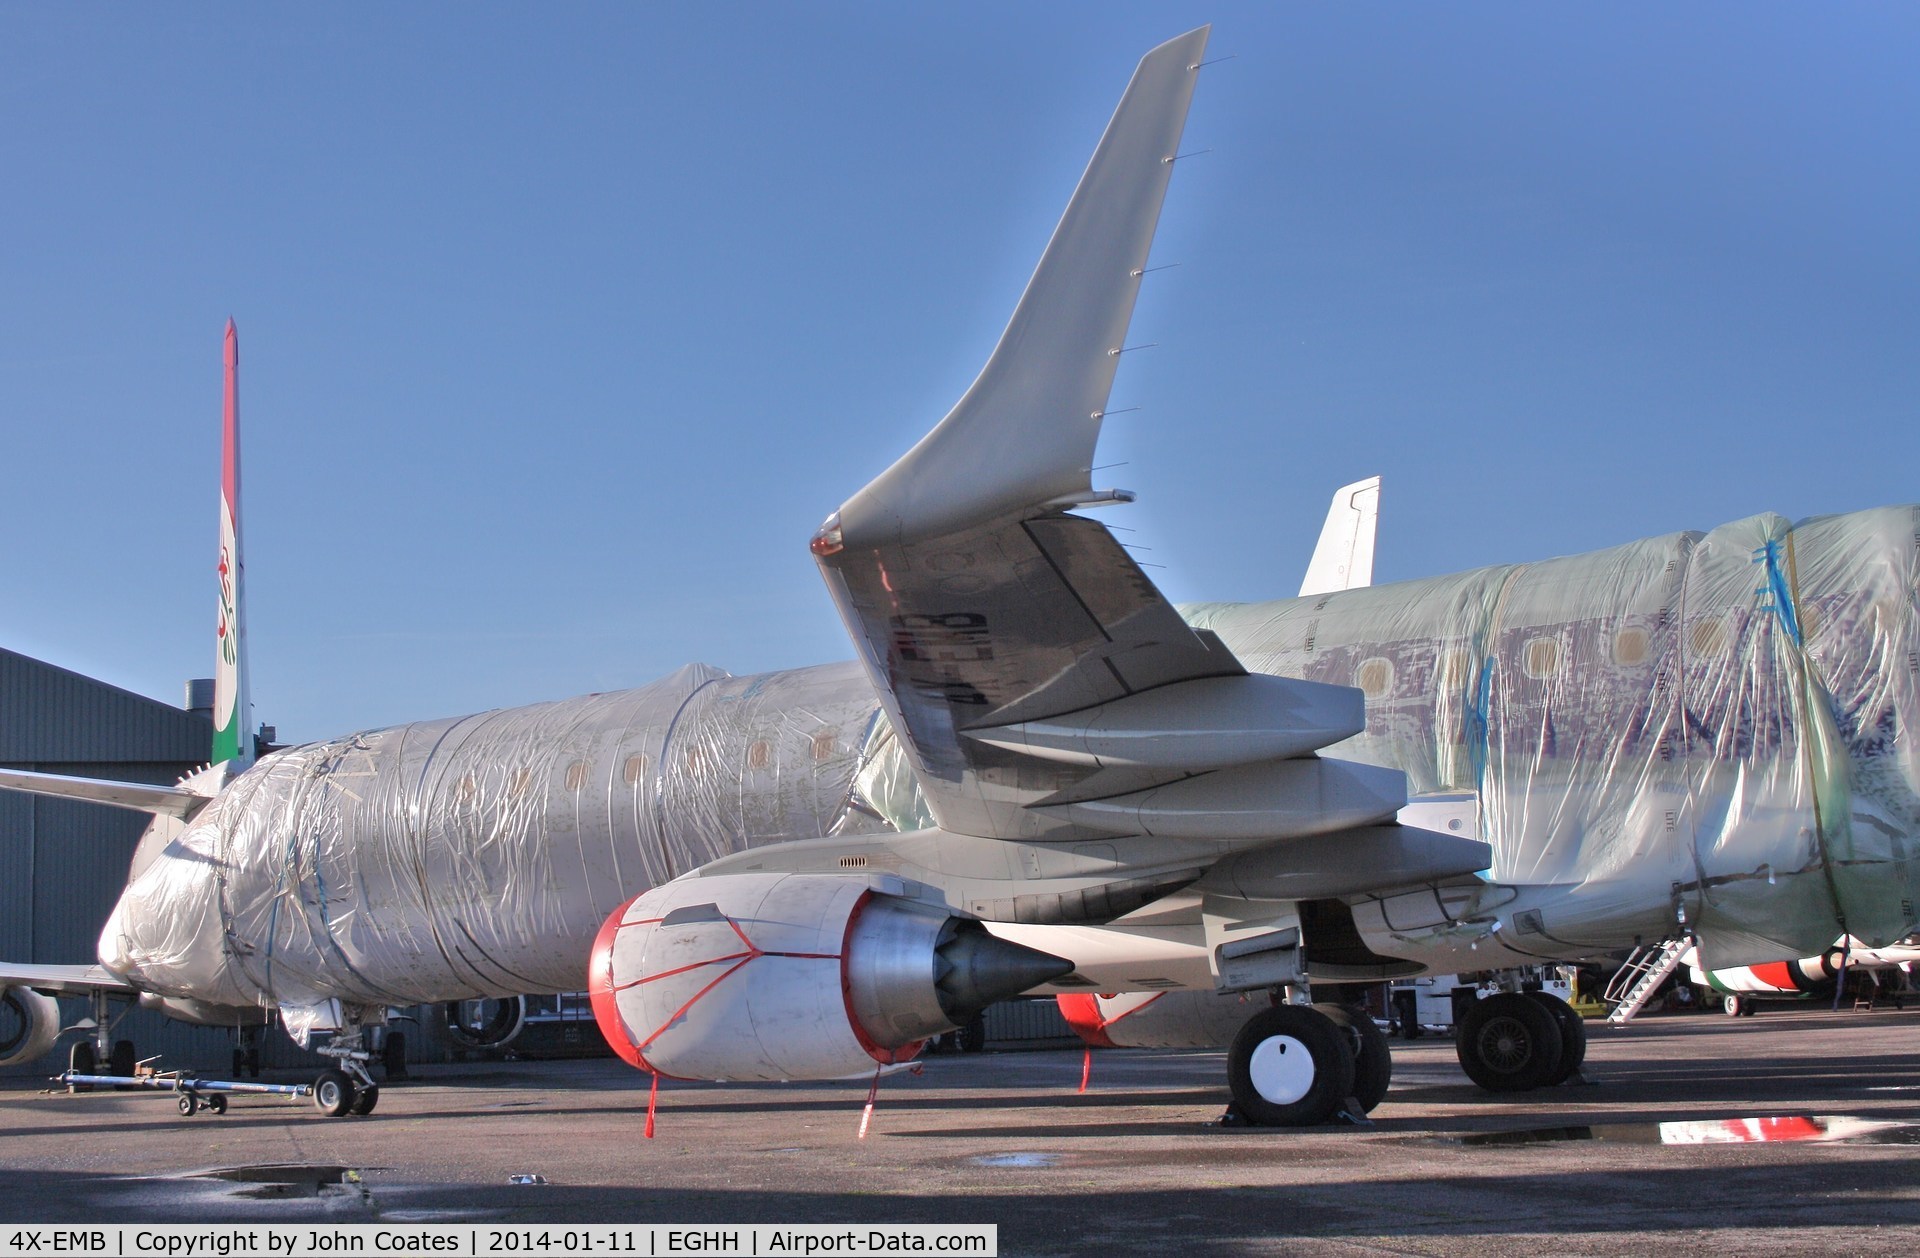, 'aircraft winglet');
1299,476,1380,597
831,26,1210,549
